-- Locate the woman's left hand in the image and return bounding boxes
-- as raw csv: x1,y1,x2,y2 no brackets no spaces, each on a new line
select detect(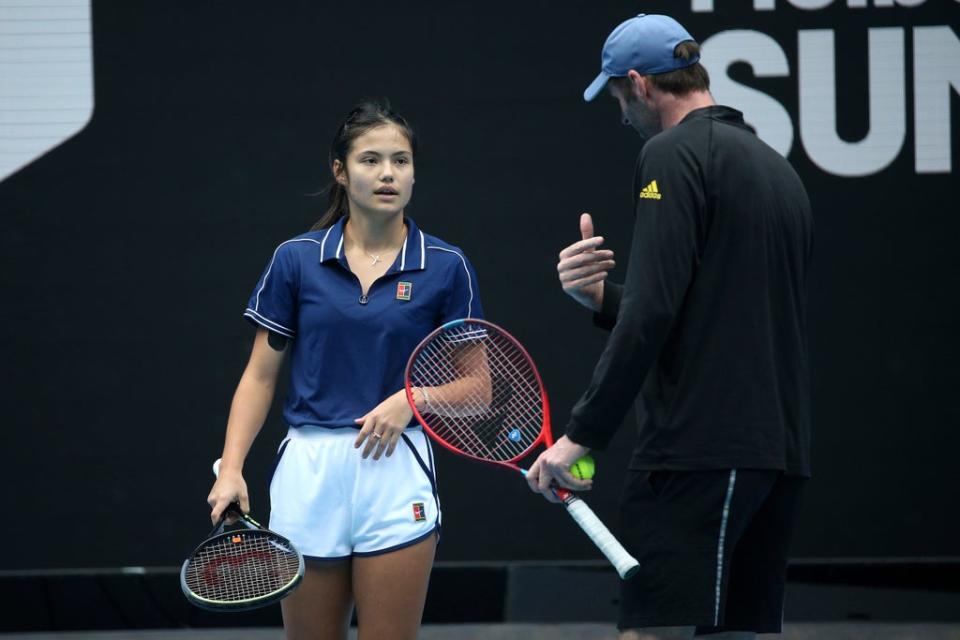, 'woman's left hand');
354,389,413,460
